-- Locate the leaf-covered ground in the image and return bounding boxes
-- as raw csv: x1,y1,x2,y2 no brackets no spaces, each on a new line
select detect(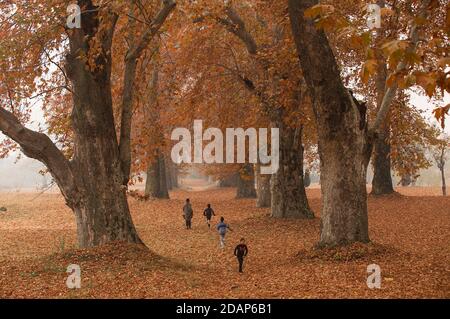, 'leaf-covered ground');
0,182,449,298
